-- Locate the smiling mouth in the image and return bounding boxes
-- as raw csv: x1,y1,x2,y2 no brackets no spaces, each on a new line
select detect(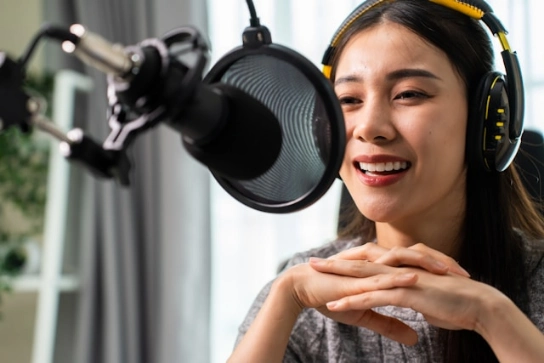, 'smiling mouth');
358,161,410,175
